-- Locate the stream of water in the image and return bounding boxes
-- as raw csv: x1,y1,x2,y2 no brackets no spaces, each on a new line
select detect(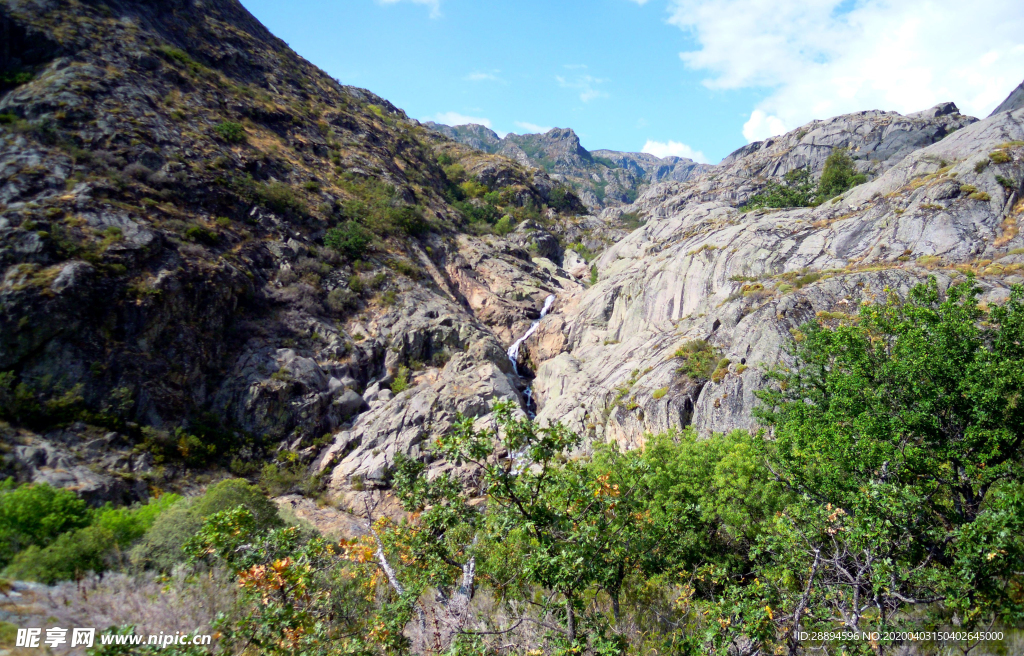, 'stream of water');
507,294,555,418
